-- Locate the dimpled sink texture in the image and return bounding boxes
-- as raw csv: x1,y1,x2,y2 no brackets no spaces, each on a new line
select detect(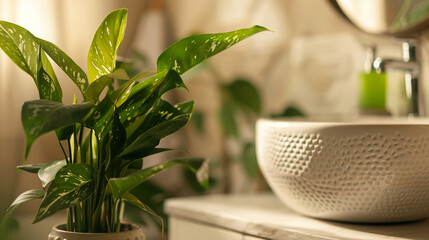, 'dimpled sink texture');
256,119,429,223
